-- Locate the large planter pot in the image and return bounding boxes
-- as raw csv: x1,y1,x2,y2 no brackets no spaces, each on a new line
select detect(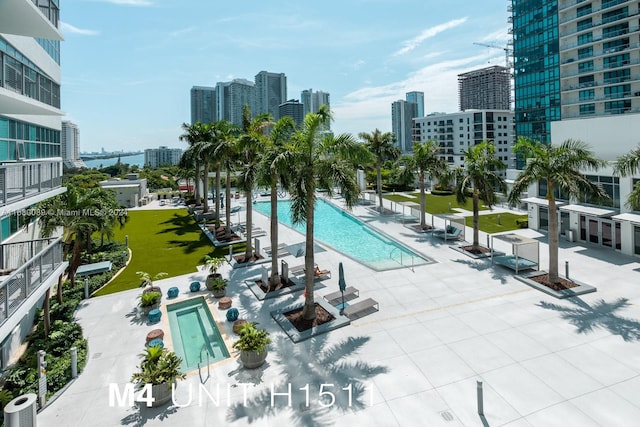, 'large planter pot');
143,286,163,304
240,349,268,369
205,274,222,291
150,382,174,407
212,288,226,298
